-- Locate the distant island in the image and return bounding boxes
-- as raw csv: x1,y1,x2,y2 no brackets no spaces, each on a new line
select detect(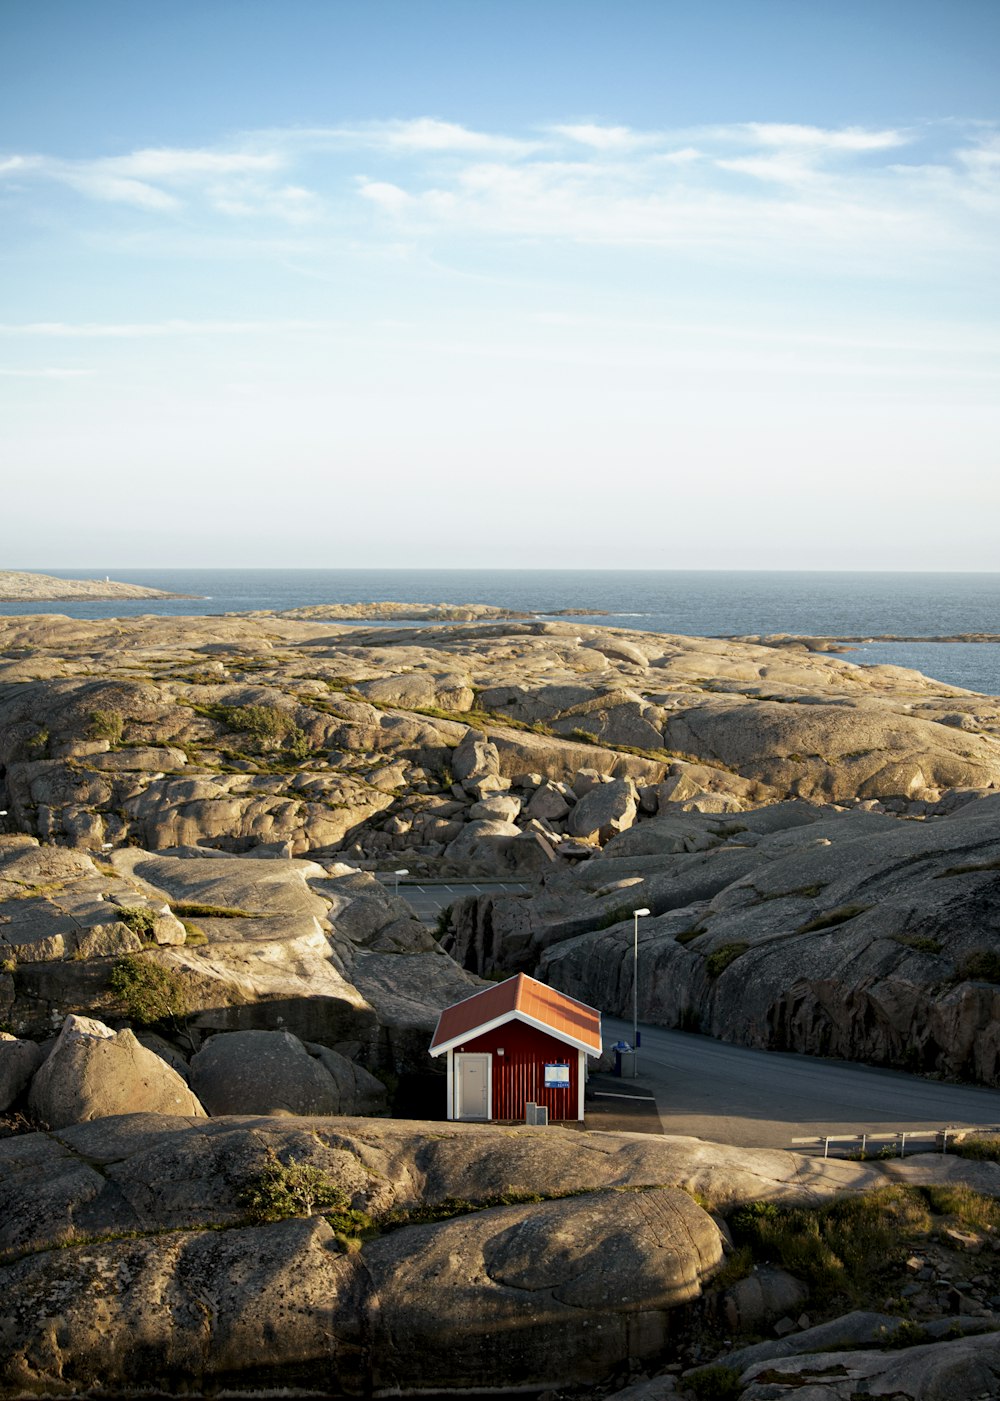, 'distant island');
0,569,198,601
276,601,609,622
